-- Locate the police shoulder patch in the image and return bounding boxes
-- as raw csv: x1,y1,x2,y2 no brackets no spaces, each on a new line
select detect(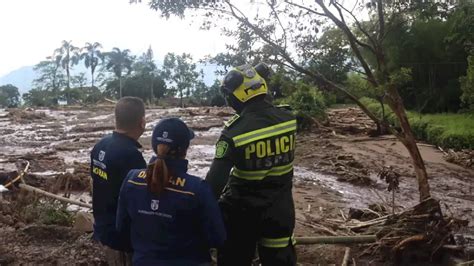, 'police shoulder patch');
215,140,229,159
224,114,240,128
